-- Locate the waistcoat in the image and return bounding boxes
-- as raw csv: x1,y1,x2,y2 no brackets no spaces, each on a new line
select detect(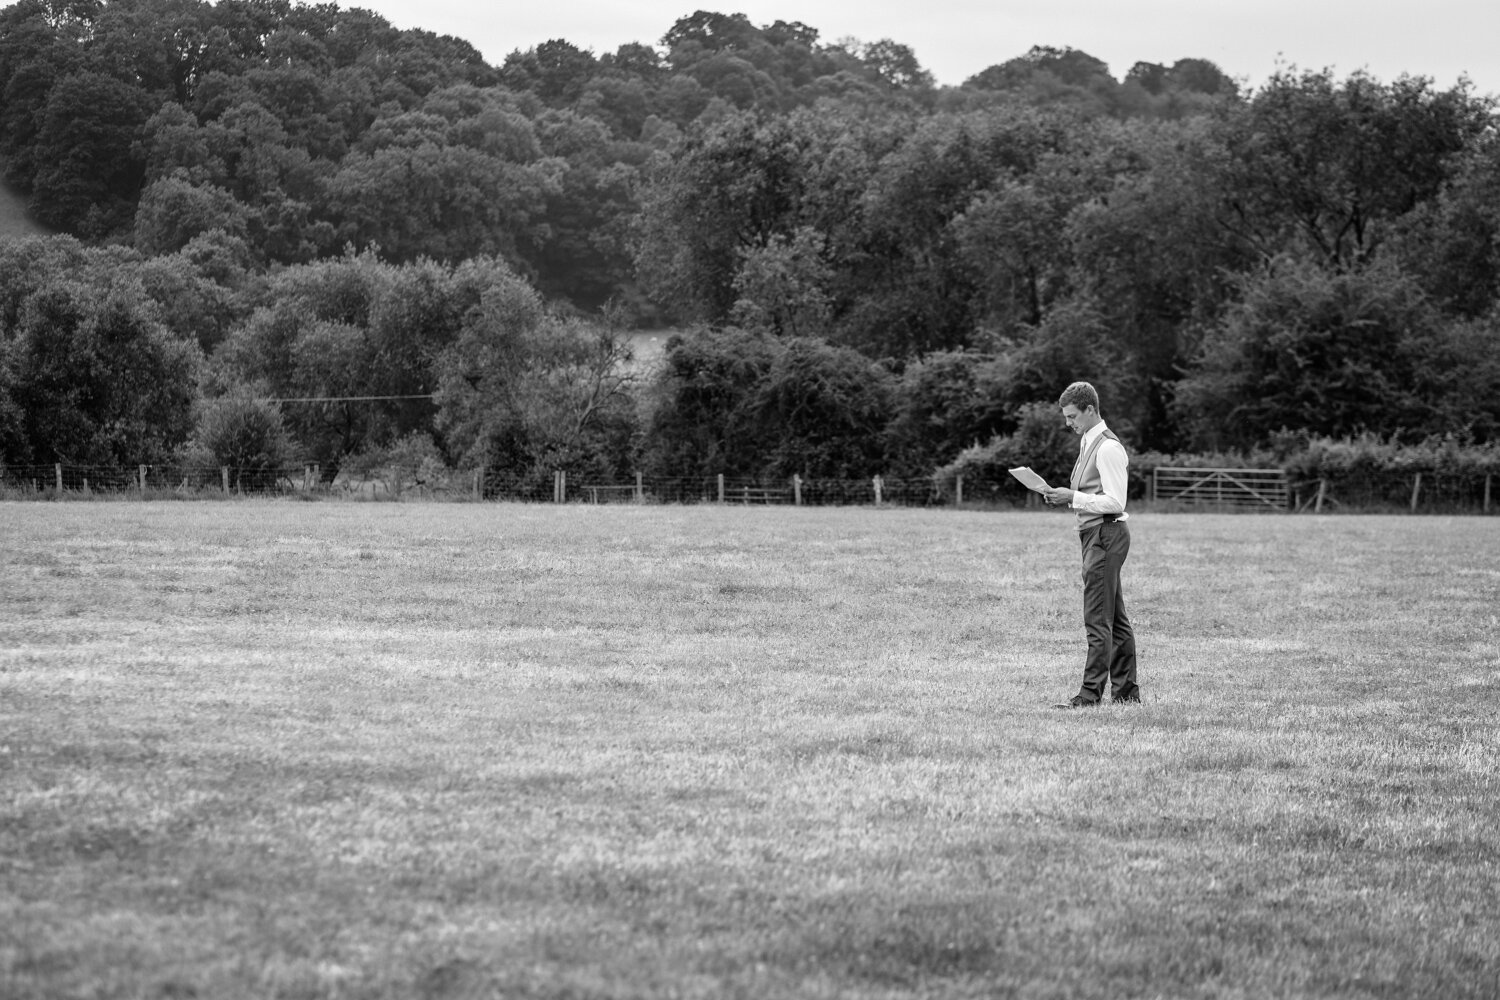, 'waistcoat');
1069,427,1125,532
